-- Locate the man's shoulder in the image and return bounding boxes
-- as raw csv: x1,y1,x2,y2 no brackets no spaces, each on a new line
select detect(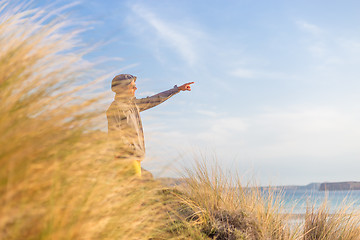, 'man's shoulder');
107,101,133,114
